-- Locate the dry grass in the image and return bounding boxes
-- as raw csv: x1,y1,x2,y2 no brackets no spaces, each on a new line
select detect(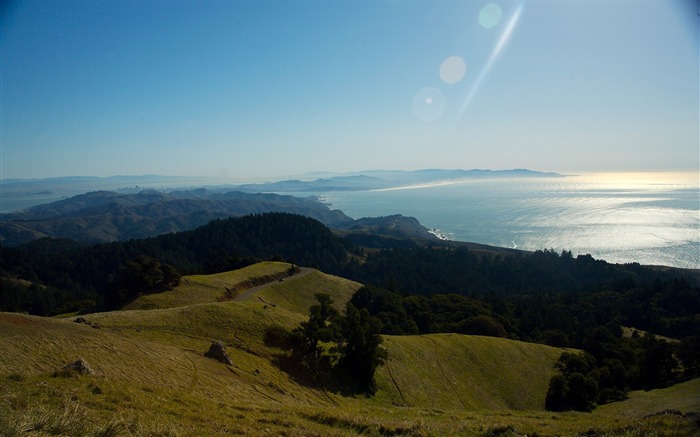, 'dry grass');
253,268,362,314
373,334,565,411
1,263,698,436
3,376,697,437
1,371,698,436
123,261,295,310
596,378,700,418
